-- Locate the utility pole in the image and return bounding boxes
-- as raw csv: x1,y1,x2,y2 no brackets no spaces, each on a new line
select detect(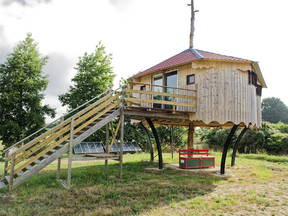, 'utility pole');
188,0,199,48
